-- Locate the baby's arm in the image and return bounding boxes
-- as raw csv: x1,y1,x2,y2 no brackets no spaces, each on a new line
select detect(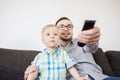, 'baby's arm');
27,71,38,80
68,66,89,80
